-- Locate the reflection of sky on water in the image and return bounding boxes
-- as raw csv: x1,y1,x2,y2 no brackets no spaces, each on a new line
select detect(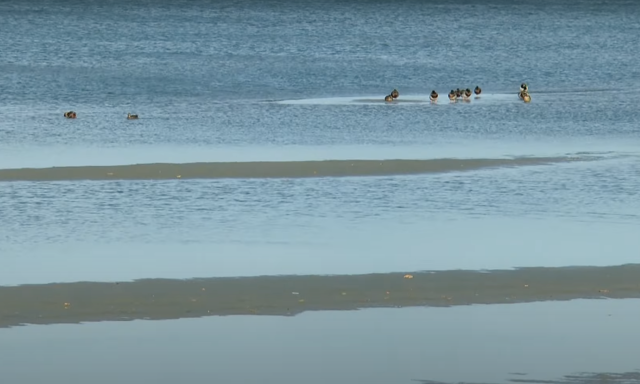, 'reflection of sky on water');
1,299,638,384
1,217,639,286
